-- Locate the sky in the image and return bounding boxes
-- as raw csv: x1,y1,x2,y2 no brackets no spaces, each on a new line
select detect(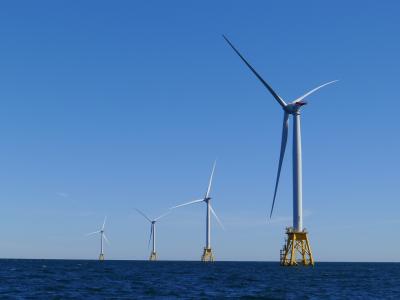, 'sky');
0,0,399,262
